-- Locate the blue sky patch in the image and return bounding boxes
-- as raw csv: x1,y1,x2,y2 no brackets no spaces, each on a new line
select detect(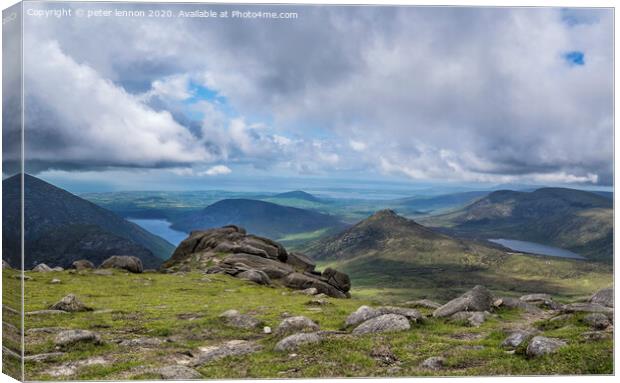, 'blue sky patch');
564,51,585,66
